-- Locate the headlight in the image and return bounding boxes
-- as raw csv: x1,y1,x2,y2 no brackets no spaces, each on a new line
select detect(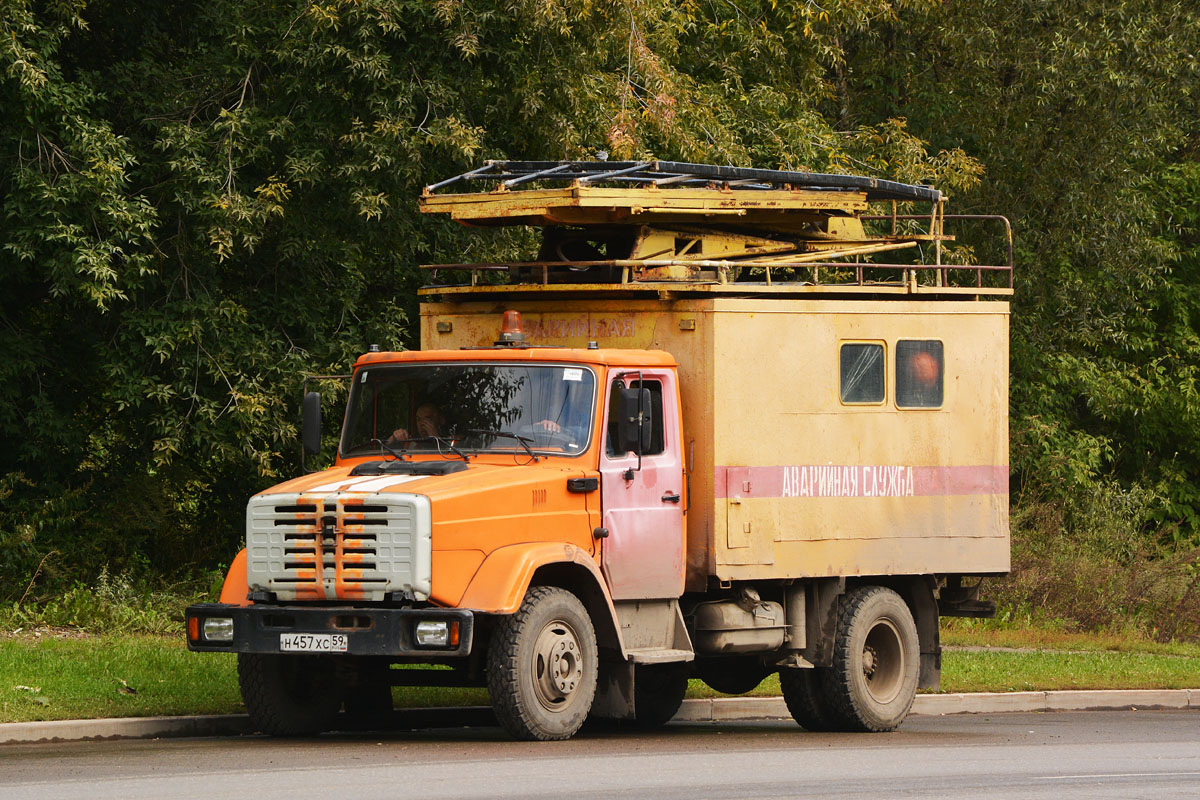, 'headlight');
414,620,460,648
202,617,235,642
414,620,449,647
